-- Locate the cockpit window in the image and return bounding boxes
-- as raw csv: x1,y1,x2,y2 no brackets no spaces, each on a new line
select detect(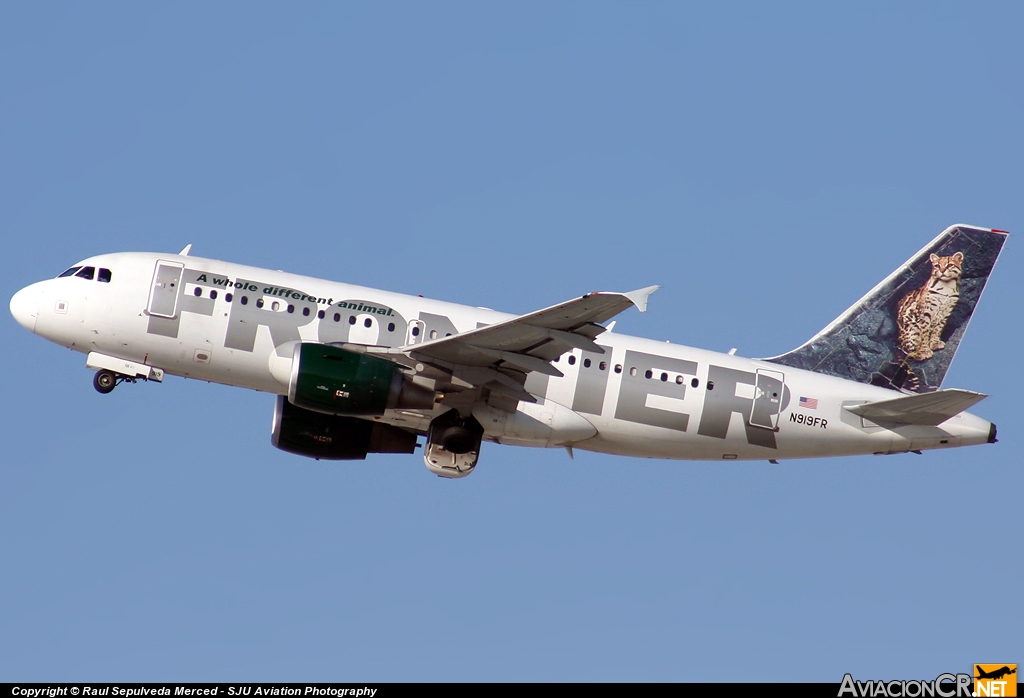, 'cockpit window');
58,266,82,278
98,268,112,283
75,266,95,280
